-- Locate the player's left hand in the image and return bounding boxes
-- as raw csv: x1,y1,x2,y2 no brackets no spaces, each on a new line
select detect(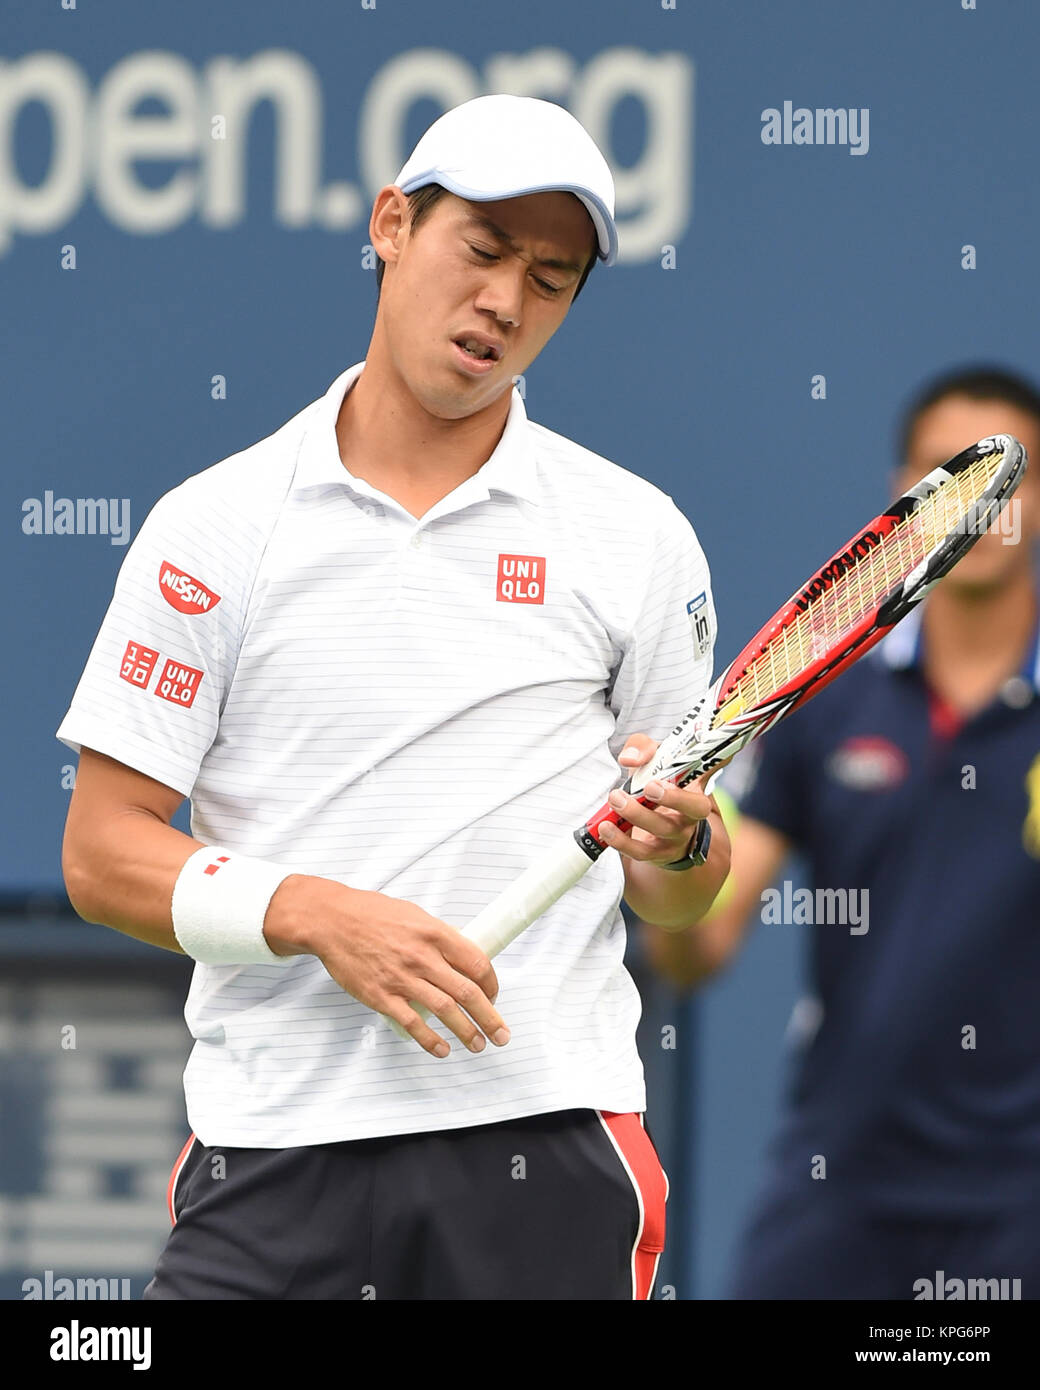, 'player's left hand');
598,732,713,865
